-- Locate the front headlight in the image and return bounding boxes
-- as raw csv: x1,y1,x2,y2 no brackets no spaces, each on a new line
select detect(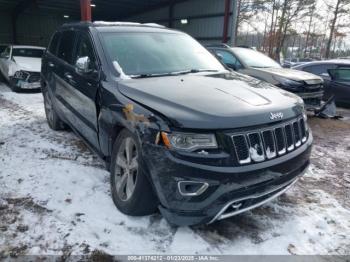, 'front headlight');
14,70,29,80
273,75,303,89
302,109,309,131
161,132,218,152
